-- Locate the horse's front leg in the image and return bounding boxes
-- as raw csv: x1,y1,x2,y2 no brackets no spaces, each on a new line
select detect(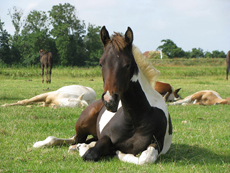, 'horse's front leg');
82,135,113,161
41,65,44,83
116,143,159,165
